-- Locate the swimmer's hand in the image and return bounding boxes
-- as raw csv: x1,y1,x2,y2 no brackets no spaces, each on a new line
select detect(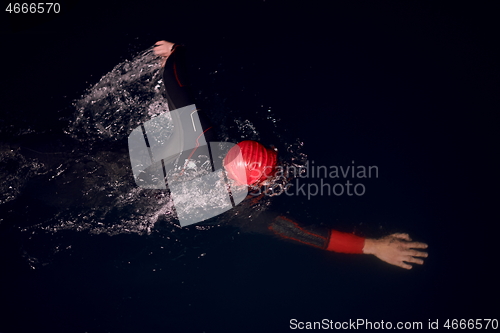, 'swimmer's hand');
154,40,175,67
362,233,428,270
